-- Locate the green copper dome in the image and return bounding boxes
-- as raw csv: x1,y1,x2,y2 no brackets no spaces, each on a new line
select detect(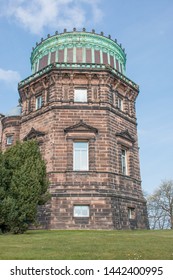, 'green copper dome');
31,29,126,75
